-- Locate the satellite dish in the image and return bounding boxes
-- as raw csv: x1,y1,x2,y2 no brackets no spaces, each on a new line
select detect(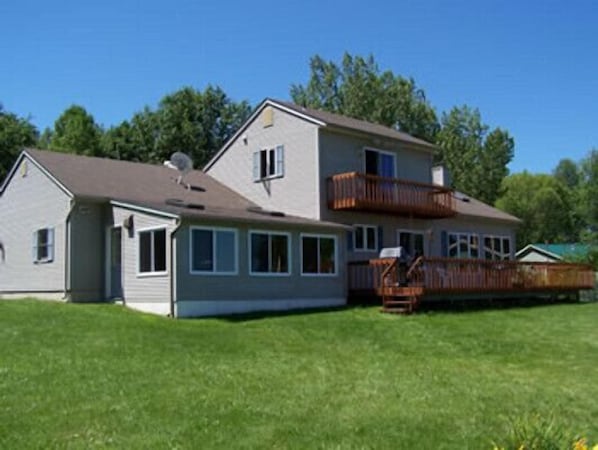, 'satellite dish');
164,152,193,188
